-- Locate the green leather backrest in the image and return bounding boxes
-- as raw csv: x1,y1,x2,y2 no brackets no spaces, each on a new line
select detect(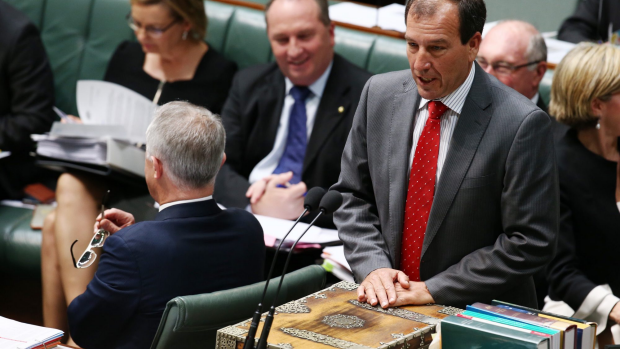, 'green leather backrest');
150,265,326,349
367,36,410,74
0,207,42,276
205,1,236,53
334,27,376,69
222,7,273,69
